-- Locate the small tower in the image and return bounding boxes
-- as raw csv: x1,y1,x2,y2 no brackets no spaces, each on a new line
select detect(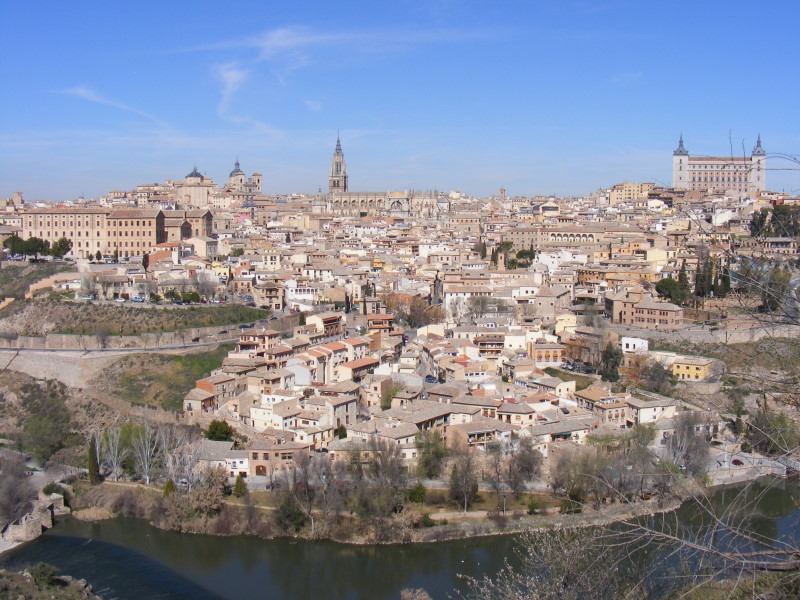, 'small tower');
750,134,766,193
672,135,689,189
328,135,348,193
